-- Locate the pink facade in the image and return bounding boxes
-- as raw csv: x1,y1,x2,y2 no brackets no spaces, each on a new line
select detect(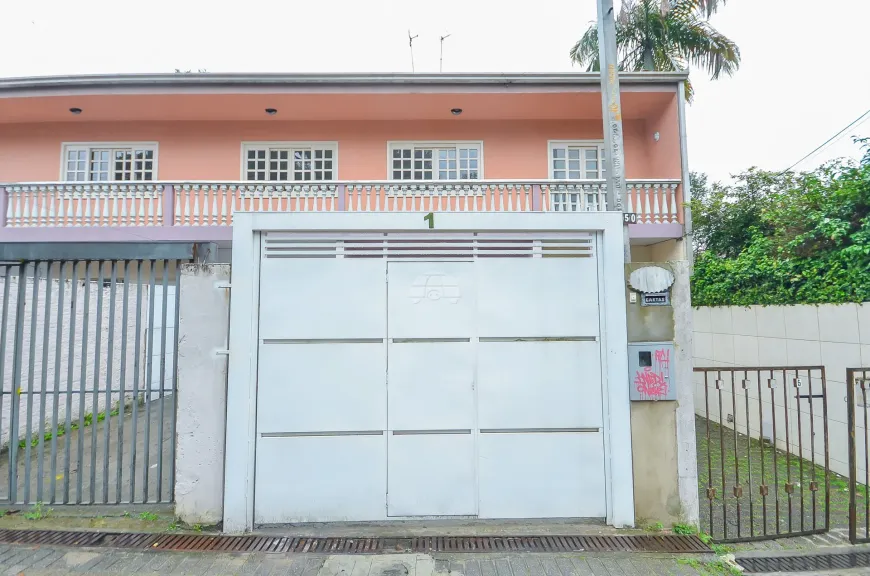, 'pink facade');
0,73,688,244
